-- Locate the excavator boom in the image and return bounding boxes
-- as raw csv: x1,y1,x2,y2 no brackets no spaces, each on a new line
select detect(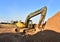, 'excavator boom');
25,6,47,28
15,6,47,33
